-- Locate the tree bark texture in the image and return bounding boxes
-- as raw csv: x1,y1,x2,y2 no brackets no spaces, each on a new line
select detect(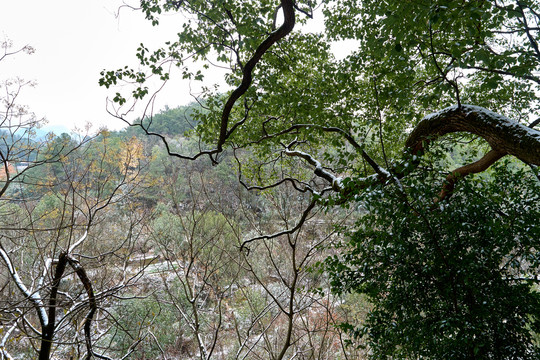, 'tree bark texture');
406,104,540,165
